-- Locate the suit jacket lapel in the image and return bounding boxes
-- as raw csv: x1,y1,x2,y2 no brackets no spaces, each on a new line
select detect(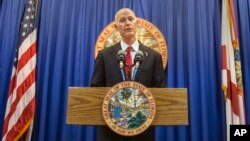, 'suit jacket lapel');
111,43,123,81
